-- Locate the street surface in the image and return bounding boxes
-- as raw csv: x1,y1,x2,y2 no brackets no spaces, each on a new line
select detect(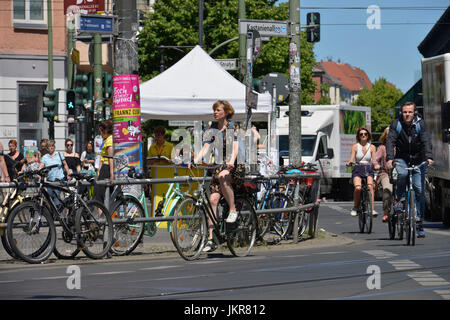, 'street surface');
1,200,449,302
